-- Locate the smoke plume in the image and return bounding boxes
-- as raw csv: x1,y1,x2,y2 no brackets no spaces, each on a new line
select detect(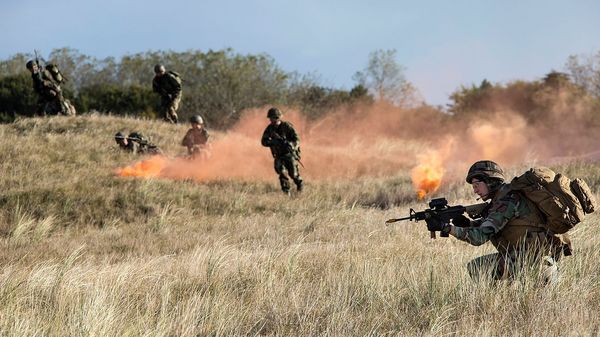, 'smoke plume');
118,91,599,198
